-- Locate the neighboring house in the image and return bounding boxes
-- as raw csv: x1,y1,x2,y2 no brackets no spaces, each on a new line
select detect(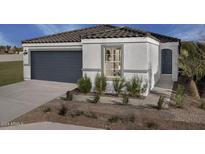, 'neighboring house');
22,25,180,95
